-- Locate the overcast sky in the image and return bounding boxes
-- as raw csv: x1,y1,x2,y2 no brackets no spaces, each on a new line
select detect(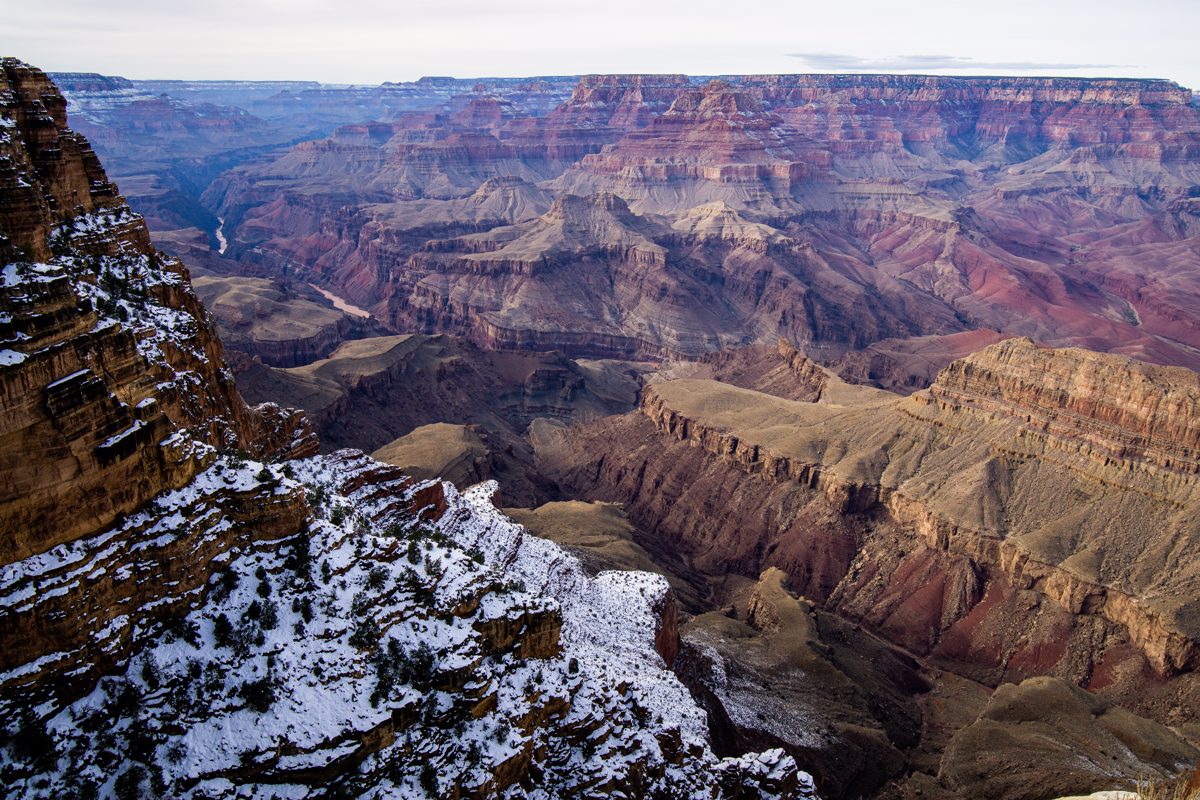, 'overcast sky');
6,0,1198,89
